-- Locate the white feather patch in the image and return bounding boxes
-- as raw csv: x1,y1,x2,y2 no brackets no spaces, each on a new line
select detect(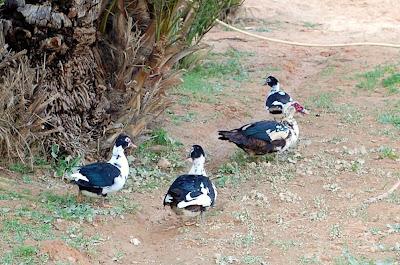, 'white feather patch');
70,172,89,182
81,190,102,198
266,129,289,141
177,182,212,208
271,101,284,106
164,194,173,203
